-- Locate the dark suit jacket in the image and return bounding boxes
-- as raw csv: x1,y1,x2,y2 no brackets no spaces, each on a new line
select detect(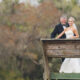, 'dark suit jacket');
51,23,69,38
